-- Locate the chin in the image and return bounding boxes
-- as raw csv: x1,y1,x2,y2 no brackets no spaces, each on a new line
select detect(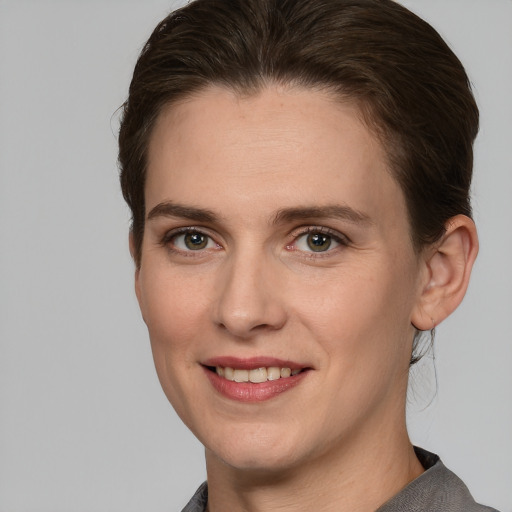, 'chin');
201,420,322,475
212,447,304,474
